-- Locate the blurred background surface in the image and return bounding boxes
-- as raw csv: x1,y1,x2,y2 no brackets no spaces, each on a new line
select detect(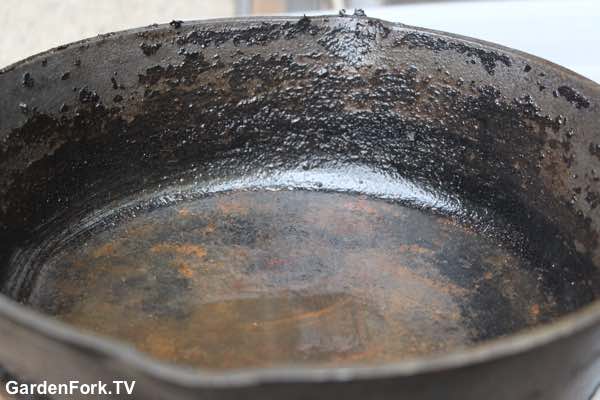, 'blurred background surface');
0,0,599,79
